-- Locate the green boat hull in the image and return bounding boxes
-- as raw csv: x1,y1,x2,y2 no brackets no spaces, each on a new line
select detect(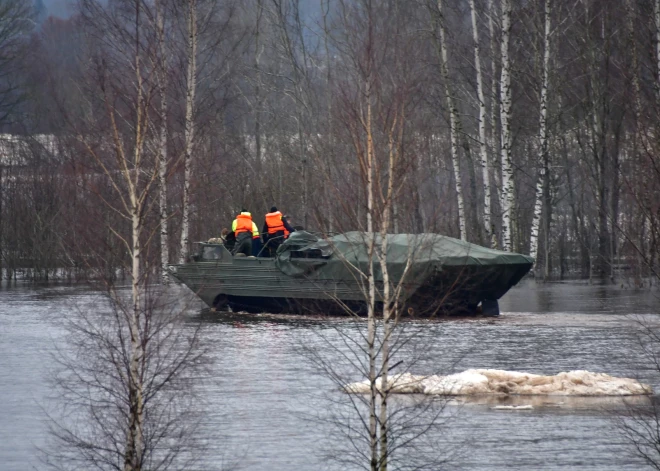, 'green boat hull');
168,232,534,316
